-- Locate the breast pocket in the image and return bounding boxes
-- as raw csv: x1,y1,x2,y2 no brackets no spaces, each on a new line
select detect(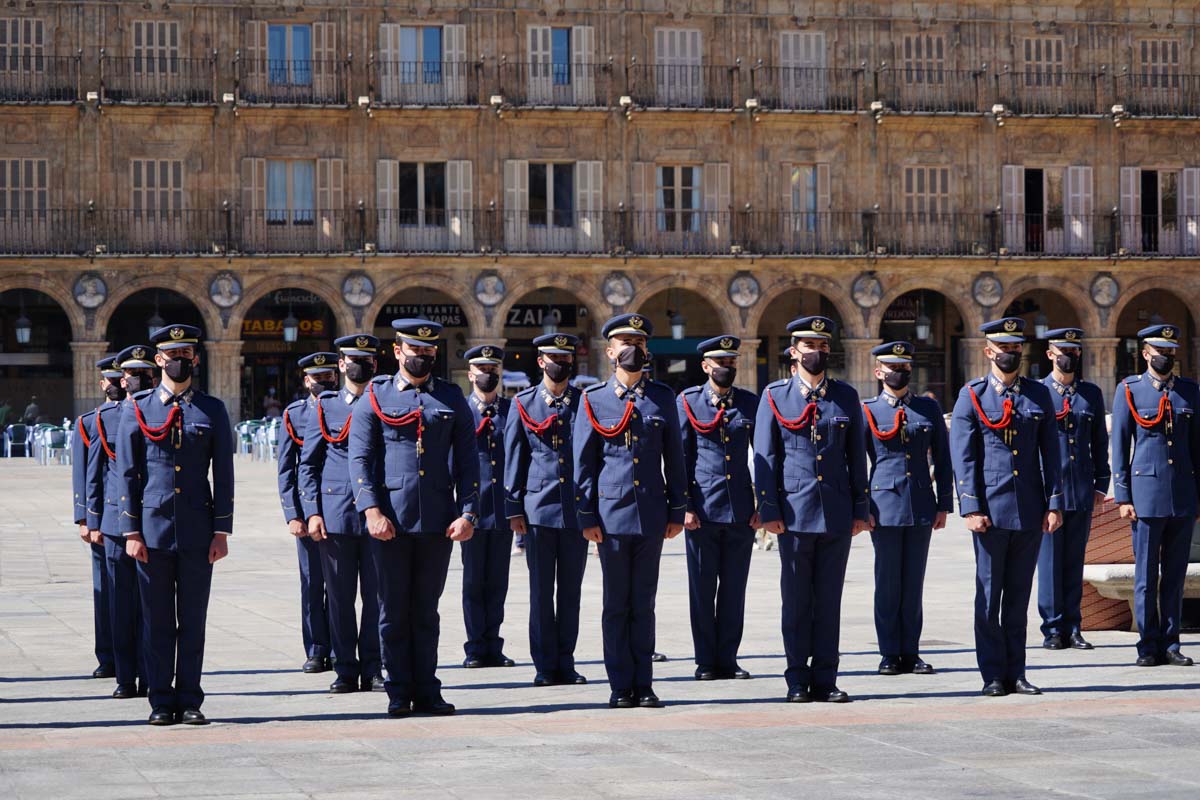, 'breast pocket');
823,415,850,446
